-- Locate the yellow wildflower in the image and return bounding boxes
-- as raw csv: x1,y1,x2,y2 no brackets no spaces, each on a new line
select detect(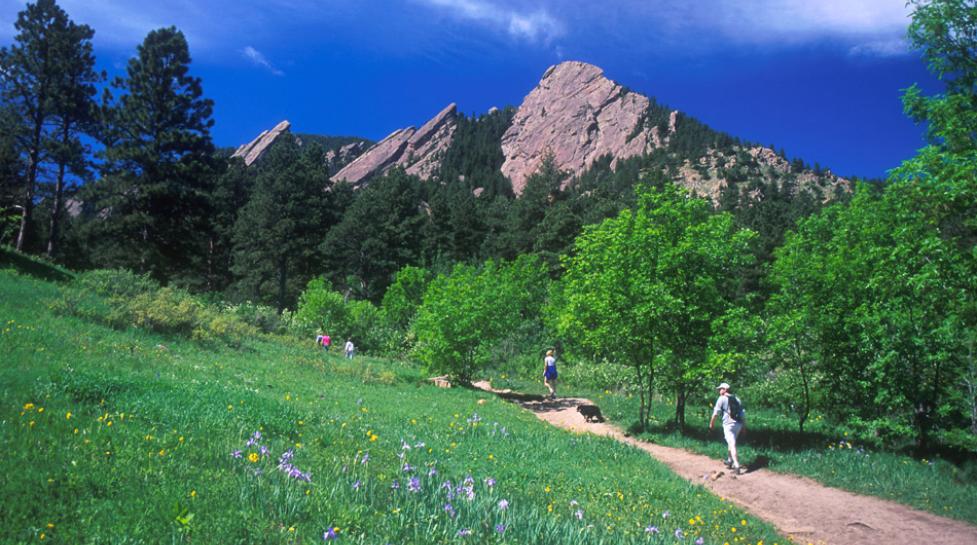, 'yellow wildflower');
248,452,260,463
65,412,72,420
